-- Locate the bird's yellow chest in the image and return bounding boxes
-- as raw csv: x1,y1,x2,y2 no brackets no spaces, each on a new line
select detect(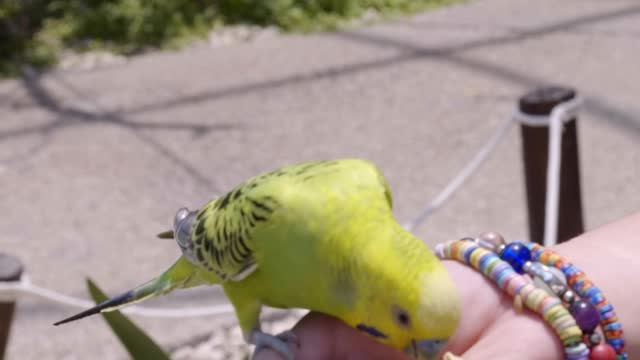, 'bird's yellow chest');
226,231,356,316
